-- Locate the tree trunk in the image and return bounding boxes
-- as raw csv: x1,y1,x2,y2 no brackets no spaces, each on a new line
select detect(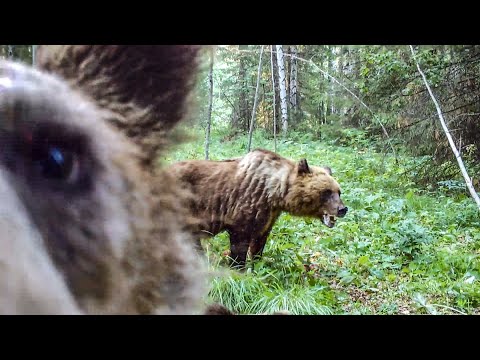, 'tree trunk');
7,45,14,59
270,50,280,134
328,46,336,118
247,46,265,152
231,45,250,132
270,45,278,153
289,45,299,125
32,45,37,66
276,45,288,135
205,47,215,160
